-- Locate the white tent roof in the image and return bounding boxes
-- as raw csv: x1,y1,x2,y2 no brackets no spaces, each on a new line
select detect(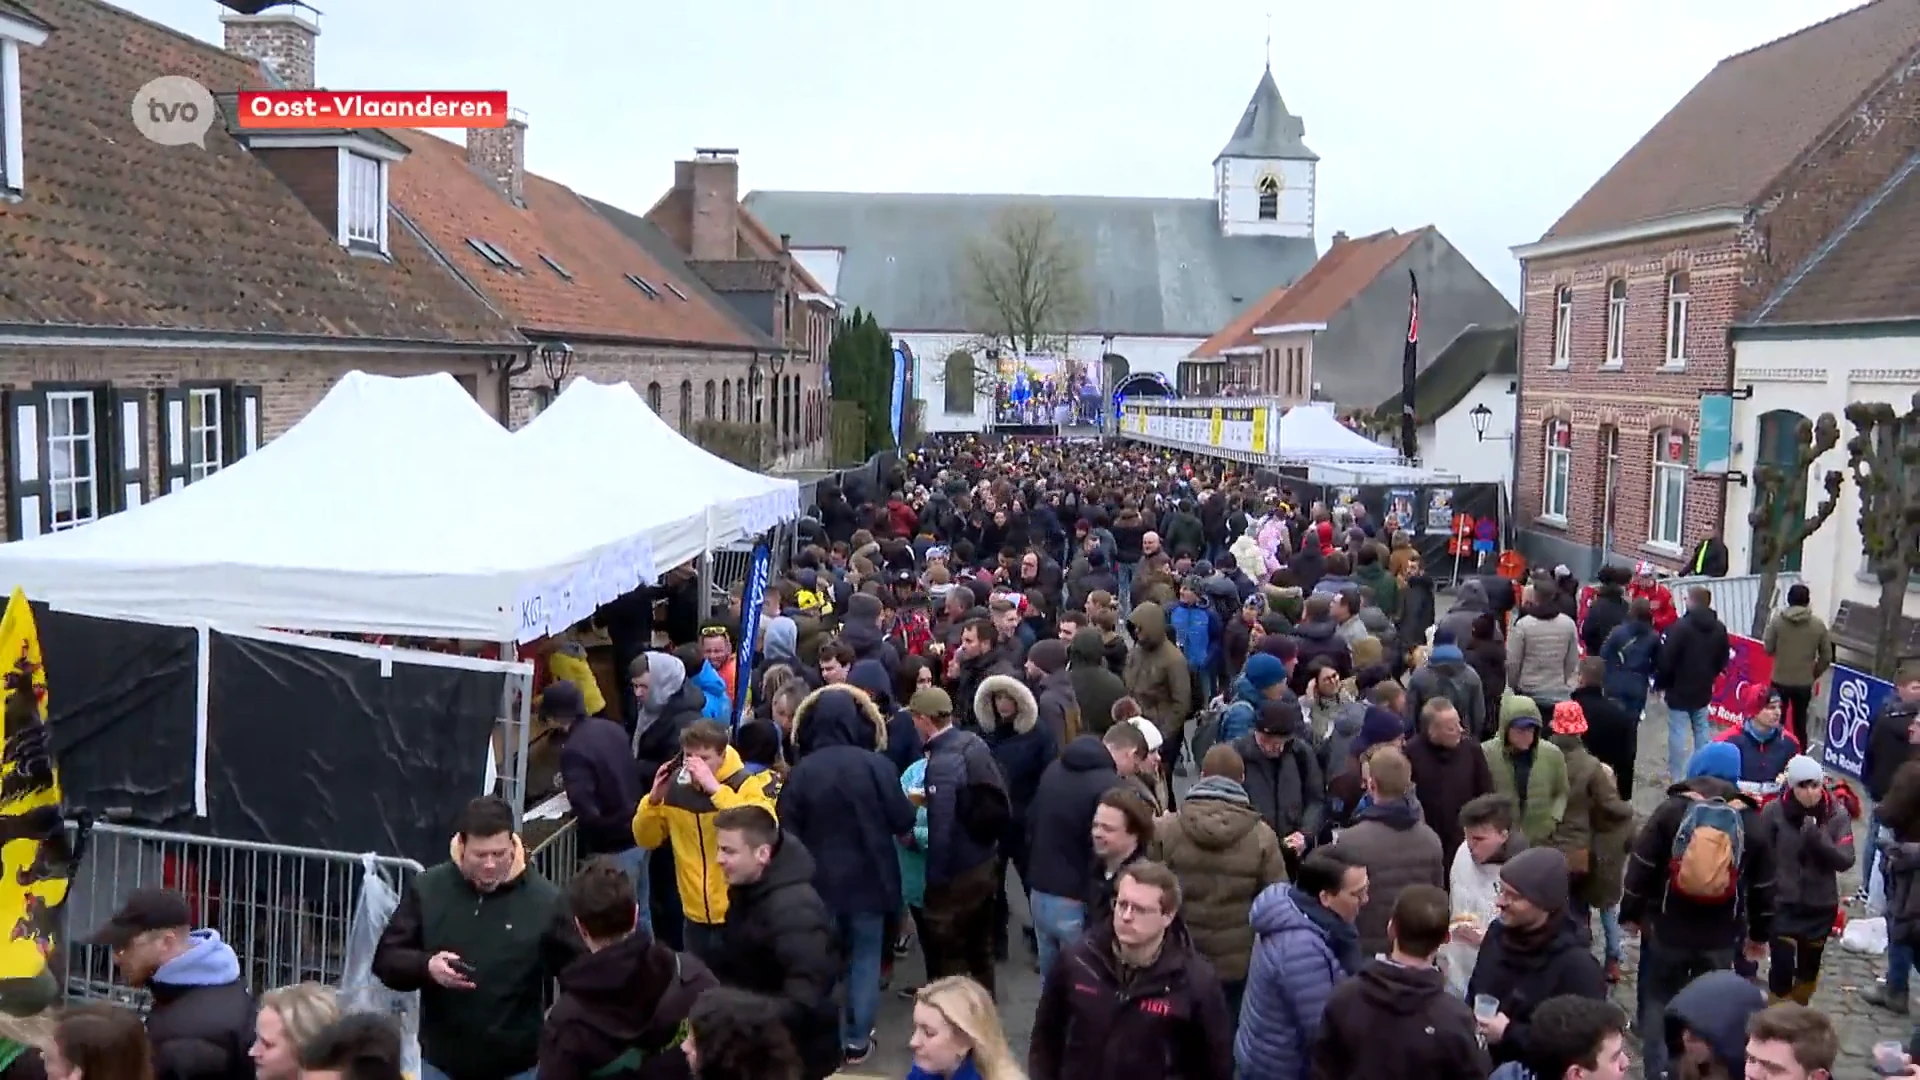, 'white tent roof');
1278,406,1399,461
0,372,663,642
516,379,800,548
